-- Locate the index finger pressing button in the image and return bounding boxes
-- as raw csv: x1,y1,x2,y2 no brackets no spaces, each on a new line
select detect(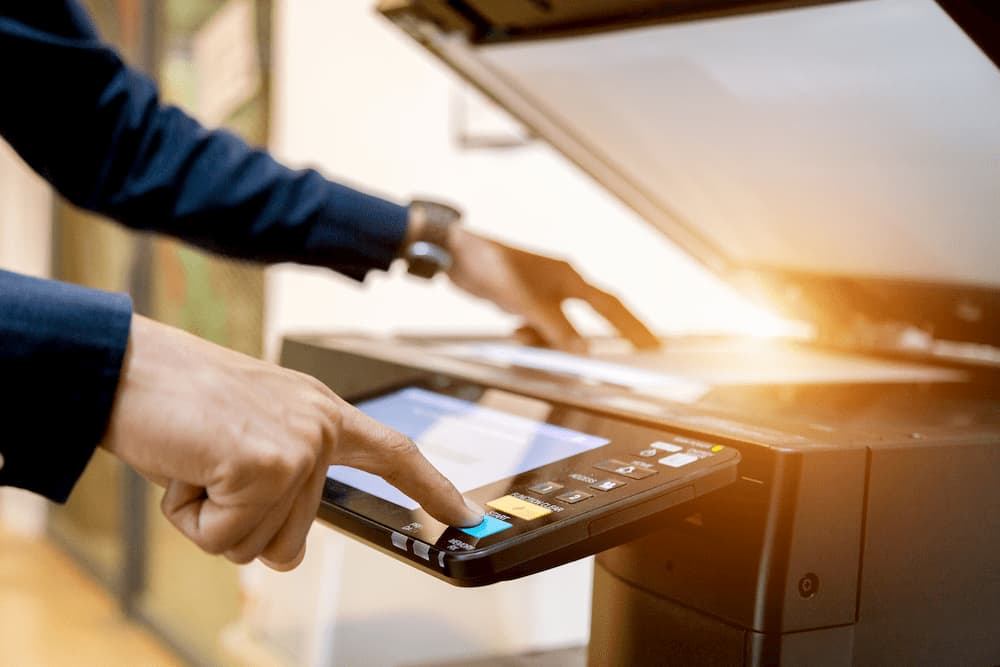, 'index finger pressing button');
460,515,513,539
